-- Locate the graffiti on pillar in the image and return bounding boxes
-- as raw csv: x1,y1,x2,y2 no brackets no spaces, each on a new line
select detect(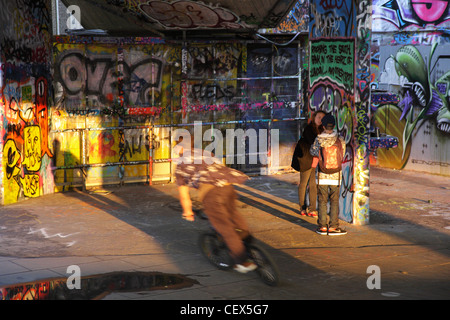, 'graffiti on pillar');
2,139,22,203
309,0,357,223
309,38,356,222
310,39,355,93
36,77,53,158
309,0,373,224
310,0,357,38
352,0,372,225
0,0,53,204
